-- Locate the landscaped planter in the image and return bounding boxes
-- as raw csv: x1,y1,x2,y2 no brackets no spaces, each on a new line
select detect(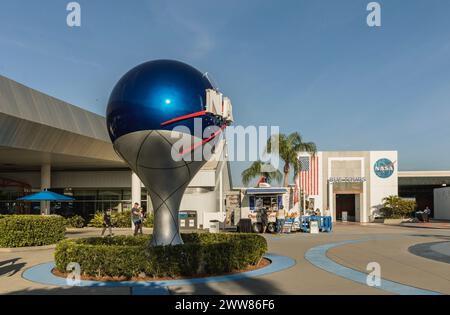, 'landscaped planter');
383,218,407,225
370,217,385,223
54,233,267,280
